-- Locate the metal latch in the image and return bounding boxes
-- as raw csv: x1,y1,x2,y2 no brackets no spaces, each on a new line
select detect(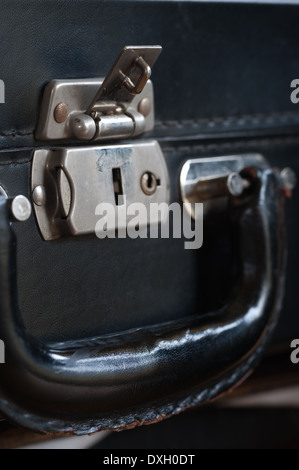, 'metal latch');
36,46,162,142
31,142,169,240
